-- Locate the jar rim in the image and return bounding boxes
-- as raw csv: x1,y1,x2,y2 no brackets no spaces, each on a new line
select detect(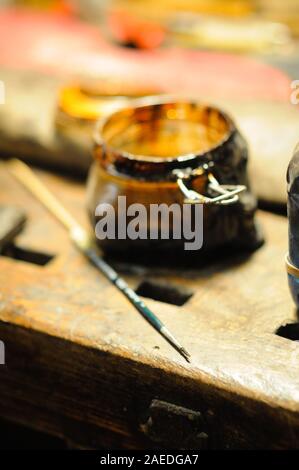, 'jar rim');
93,96,236,179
